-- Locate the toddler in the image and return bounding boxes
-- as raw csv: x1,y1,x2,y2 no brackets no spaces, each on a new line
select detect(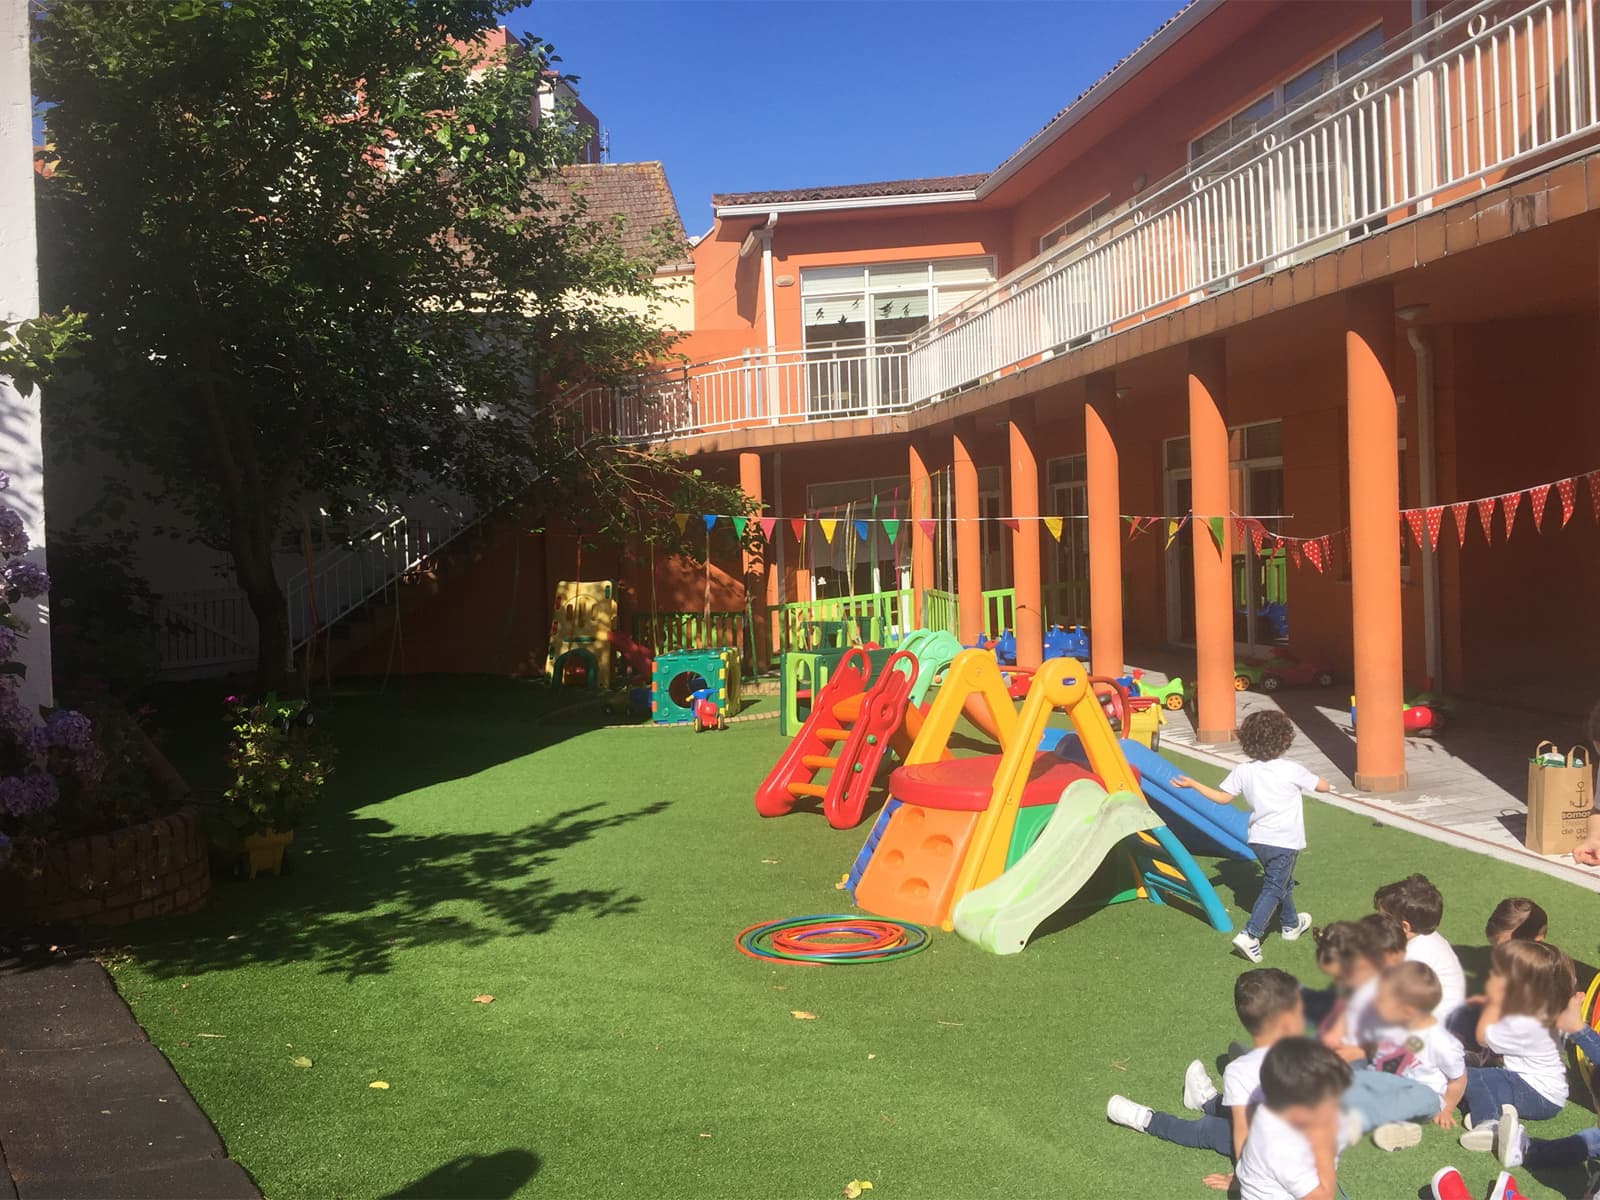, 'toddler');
1228,1037,1351,1200
1172,710,1329,964
1493,991,1600,1170
1352,962,1468,1152
1107,968,1302,1161
1485,898,1548,946
1458,939,1575,1151
1312,921,1384,1060
1374,873,1467,1020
